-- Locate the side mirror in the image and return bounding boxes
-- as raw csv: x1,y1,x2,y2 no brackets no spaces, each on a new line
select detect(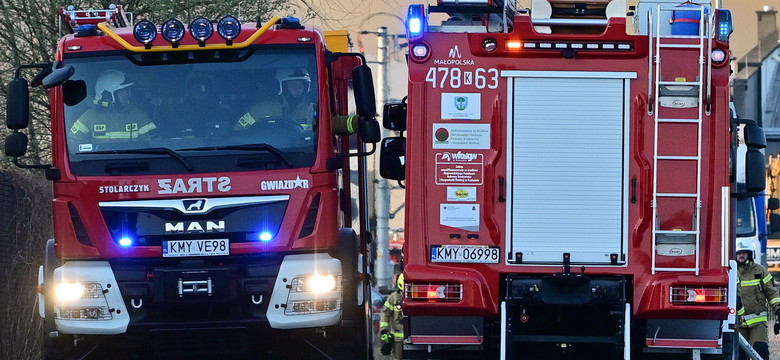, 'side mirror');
745,147,766,192
42,64,75,89
380,137,406,181
743,123,766,149
359,118,381,144
383,102,407,131
4,132,28,157
6,78,30,130
769,198,780,211
352,65,376,117
772,213,780,234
